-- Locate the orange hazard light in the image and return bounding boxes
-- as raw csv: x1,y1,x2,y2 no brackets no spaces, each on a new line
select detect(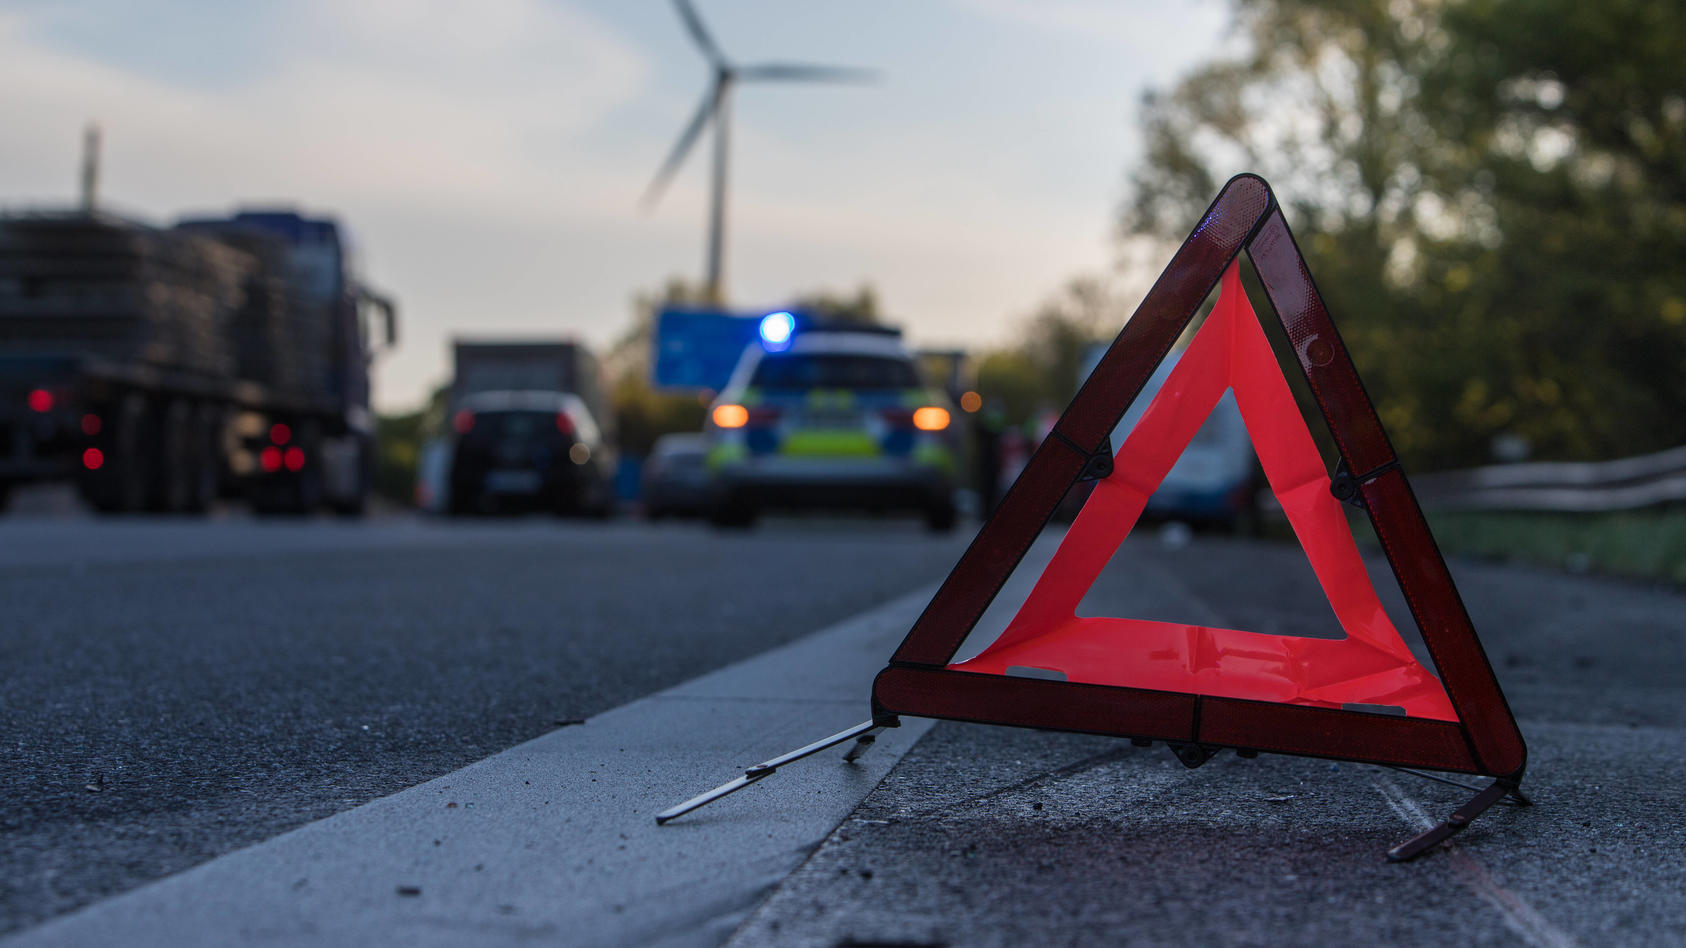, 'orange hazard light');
912,407,950,431
712,404,749,429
